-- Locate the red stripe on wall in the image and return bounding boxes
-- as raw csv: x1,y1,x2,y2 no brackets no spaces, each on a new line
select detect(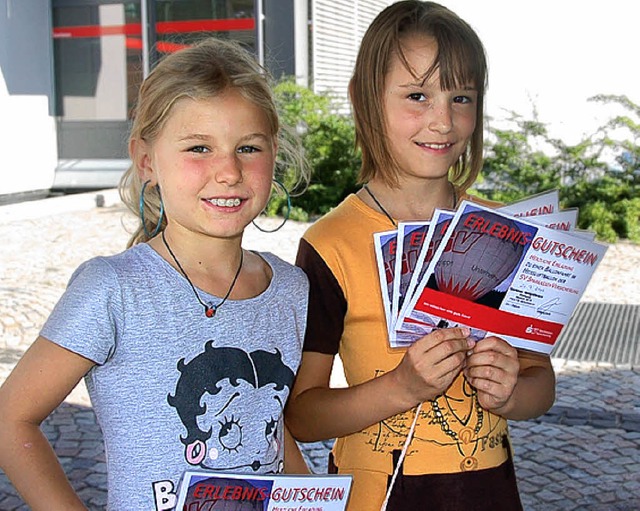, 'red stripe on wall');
125,38,189,53
53,18,254,39
156,41,190,53
53,22,140,38
156,18,255,33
